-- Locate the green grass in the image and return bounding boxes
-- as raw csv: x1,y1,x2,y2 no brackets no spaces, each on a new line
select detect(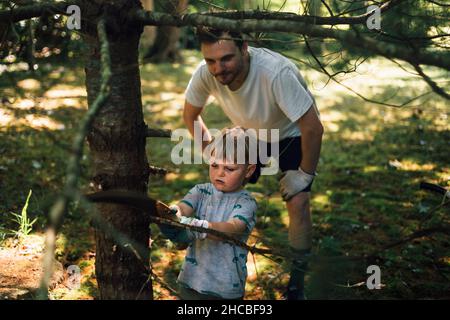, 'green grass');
0,49,449,299
7,189,37,240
